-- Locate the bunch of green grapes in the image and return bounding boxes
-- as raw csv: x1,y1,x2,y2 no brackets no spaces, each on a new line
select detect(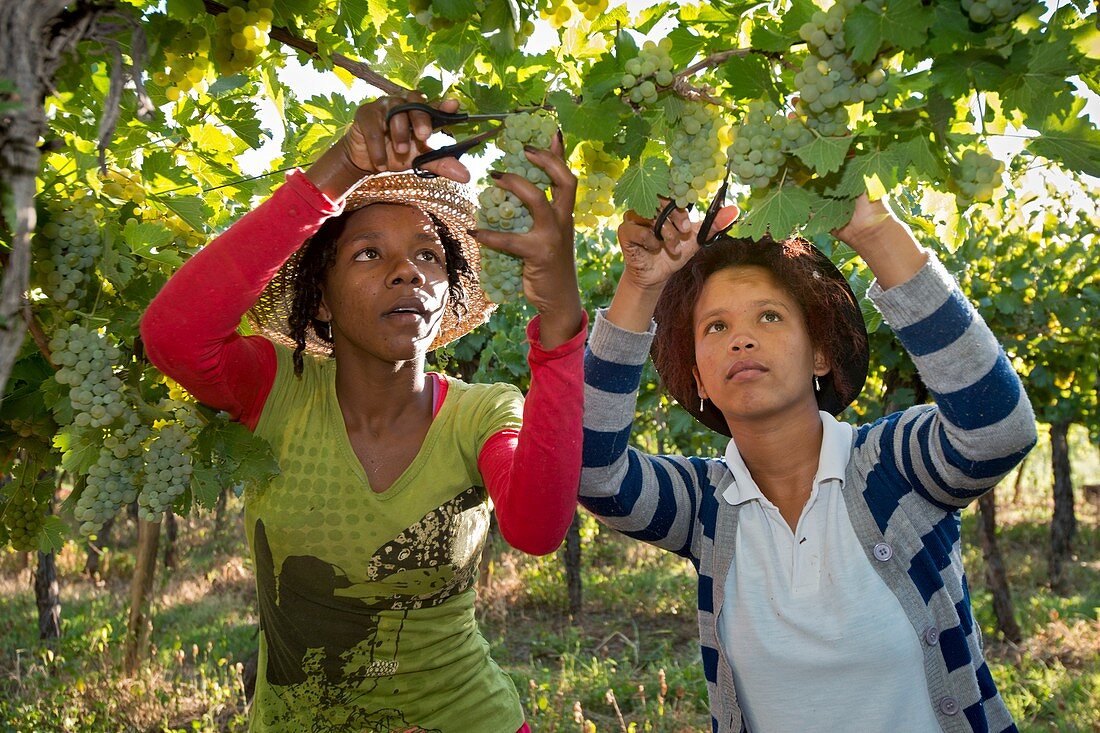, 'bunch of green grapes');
542,0,610,26
212,0,273,76
34,197,102,313
961,0,1033,25
138,421,194,522
573,141,624,230
478,248,526,305
49,324,126,429
953,149,1005,206
795,1,888,131
476,110,558,301
620,39,675,107
666,101,729,209
153,25,212,101
2,480,44,552
728,101,814,191
75,407,150,537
